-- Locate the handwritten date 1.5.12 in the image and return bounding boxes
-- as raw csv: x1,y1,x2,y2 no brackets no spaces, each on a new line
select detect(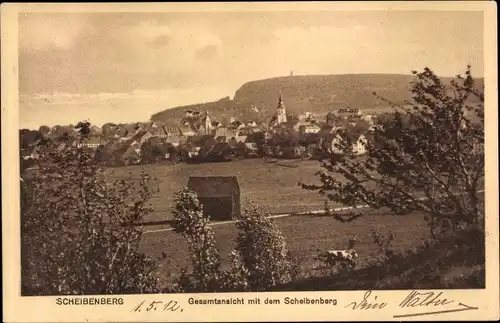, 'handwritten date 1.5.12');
131,300,183,313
